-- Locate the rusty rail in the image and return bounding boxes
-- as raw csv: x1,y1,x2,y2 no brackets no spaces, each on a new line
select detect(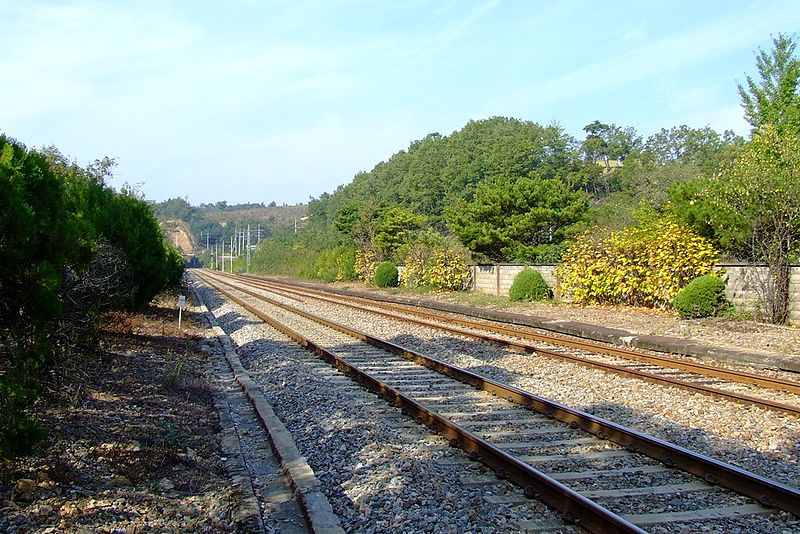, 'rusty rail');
198,270,800,520
227,272,800,415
